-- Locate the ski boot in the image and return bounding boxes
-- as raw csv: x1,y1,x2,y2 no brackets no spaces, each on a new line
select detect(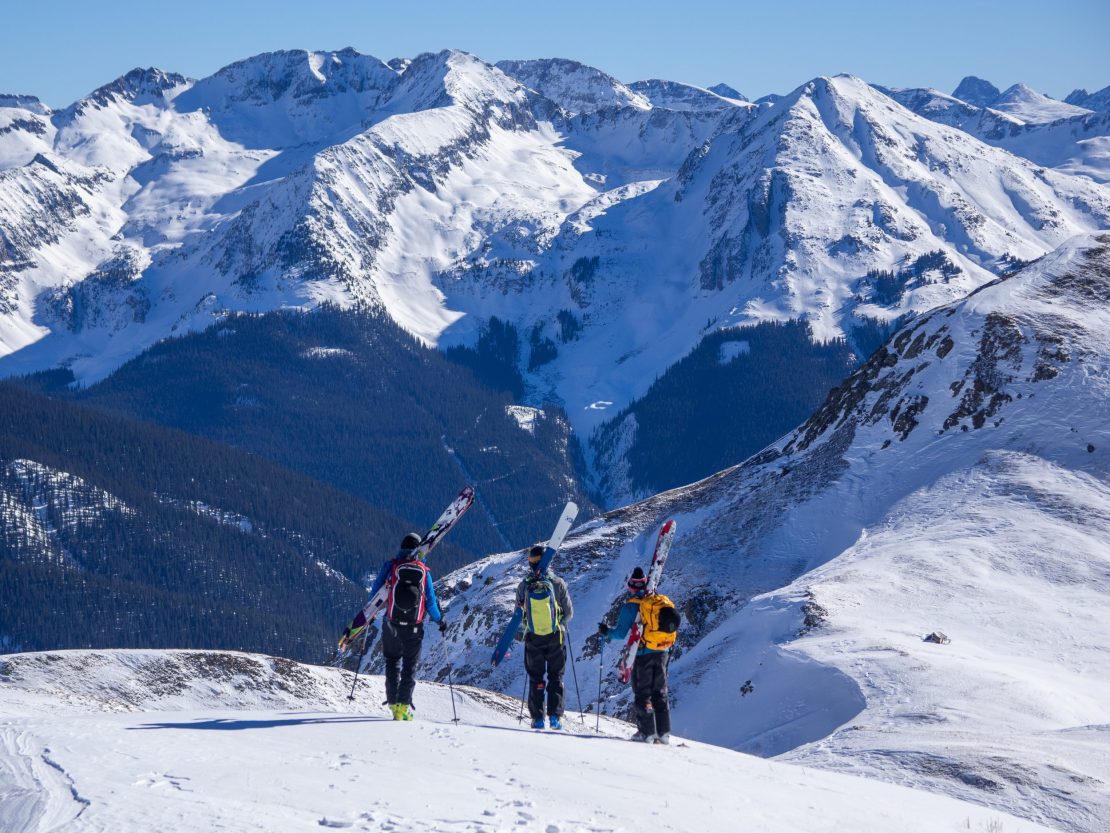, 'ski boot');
656,733,671,745
398,703,413,721
531,718,545,730
548,716,562,730
389,703,403,720
630,732,659,743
